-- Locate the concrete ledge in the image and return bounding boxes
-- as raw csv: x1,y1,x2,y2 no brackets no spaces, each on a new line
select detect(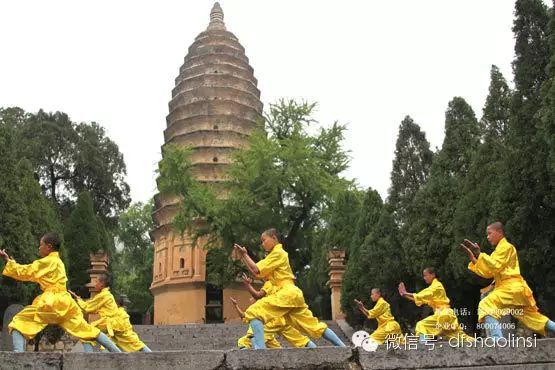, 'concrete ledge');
0,339,554,370
225,347,354,370
358,338,555,369
0,352,61,370
63,350,226,370
429,365,555,370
